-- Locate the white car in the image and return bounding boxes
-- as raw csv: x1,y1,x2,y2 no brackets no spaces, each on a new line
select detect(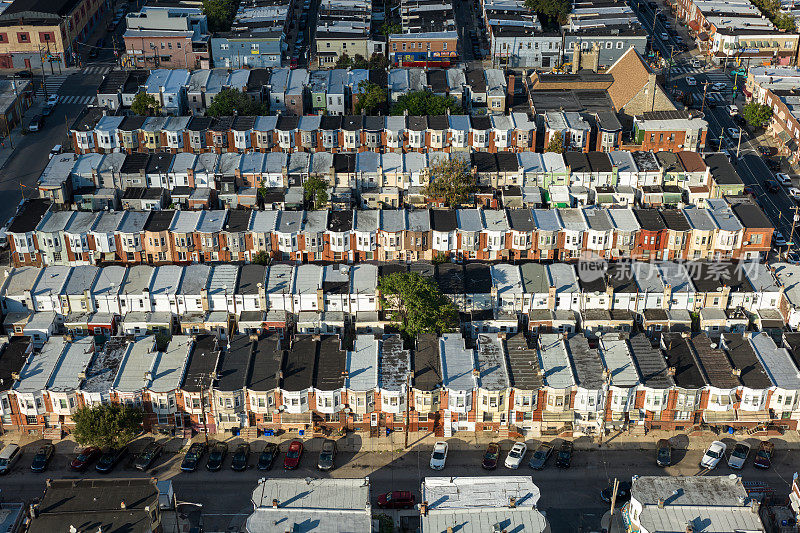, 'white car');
504,442,527,469
49,144,62,160
686,76,697,86
728,105,738,116
789,187,800,200
711,82,727,91
700,441,727,469
727,442,750,469
660,32,669,41
777,173,792,186
691,59,703,68
430,441,448,470
47,93,59,106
